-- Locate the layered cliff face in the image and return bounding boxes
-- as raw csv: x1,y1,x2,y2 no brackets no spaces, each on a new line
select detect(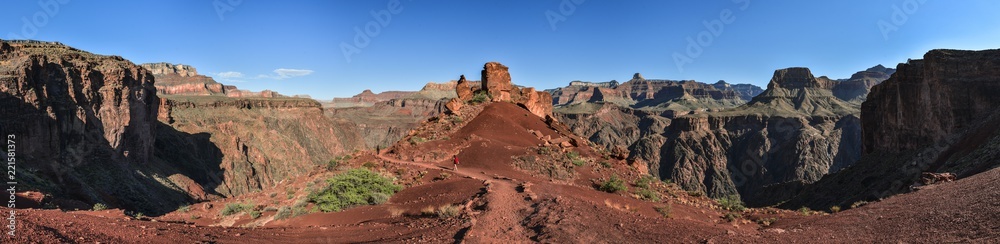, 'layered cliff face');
142,62,284,98
0,40,195,213
326,97,447,149
157,95,364,197
781,49,1000,210
636,67,863,205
